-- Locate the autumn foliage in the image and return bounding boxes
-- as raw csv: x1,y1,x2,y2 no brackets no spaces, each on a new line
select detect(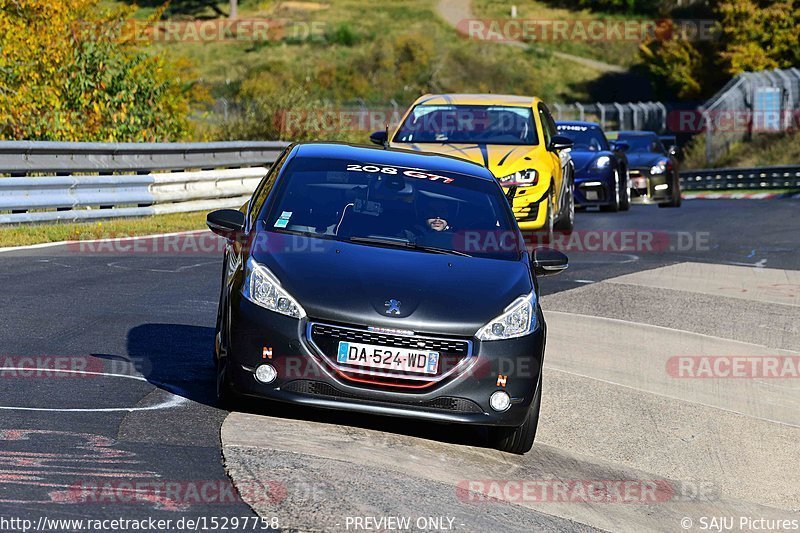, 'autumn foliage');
0,0,199,141
641,0,800,99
